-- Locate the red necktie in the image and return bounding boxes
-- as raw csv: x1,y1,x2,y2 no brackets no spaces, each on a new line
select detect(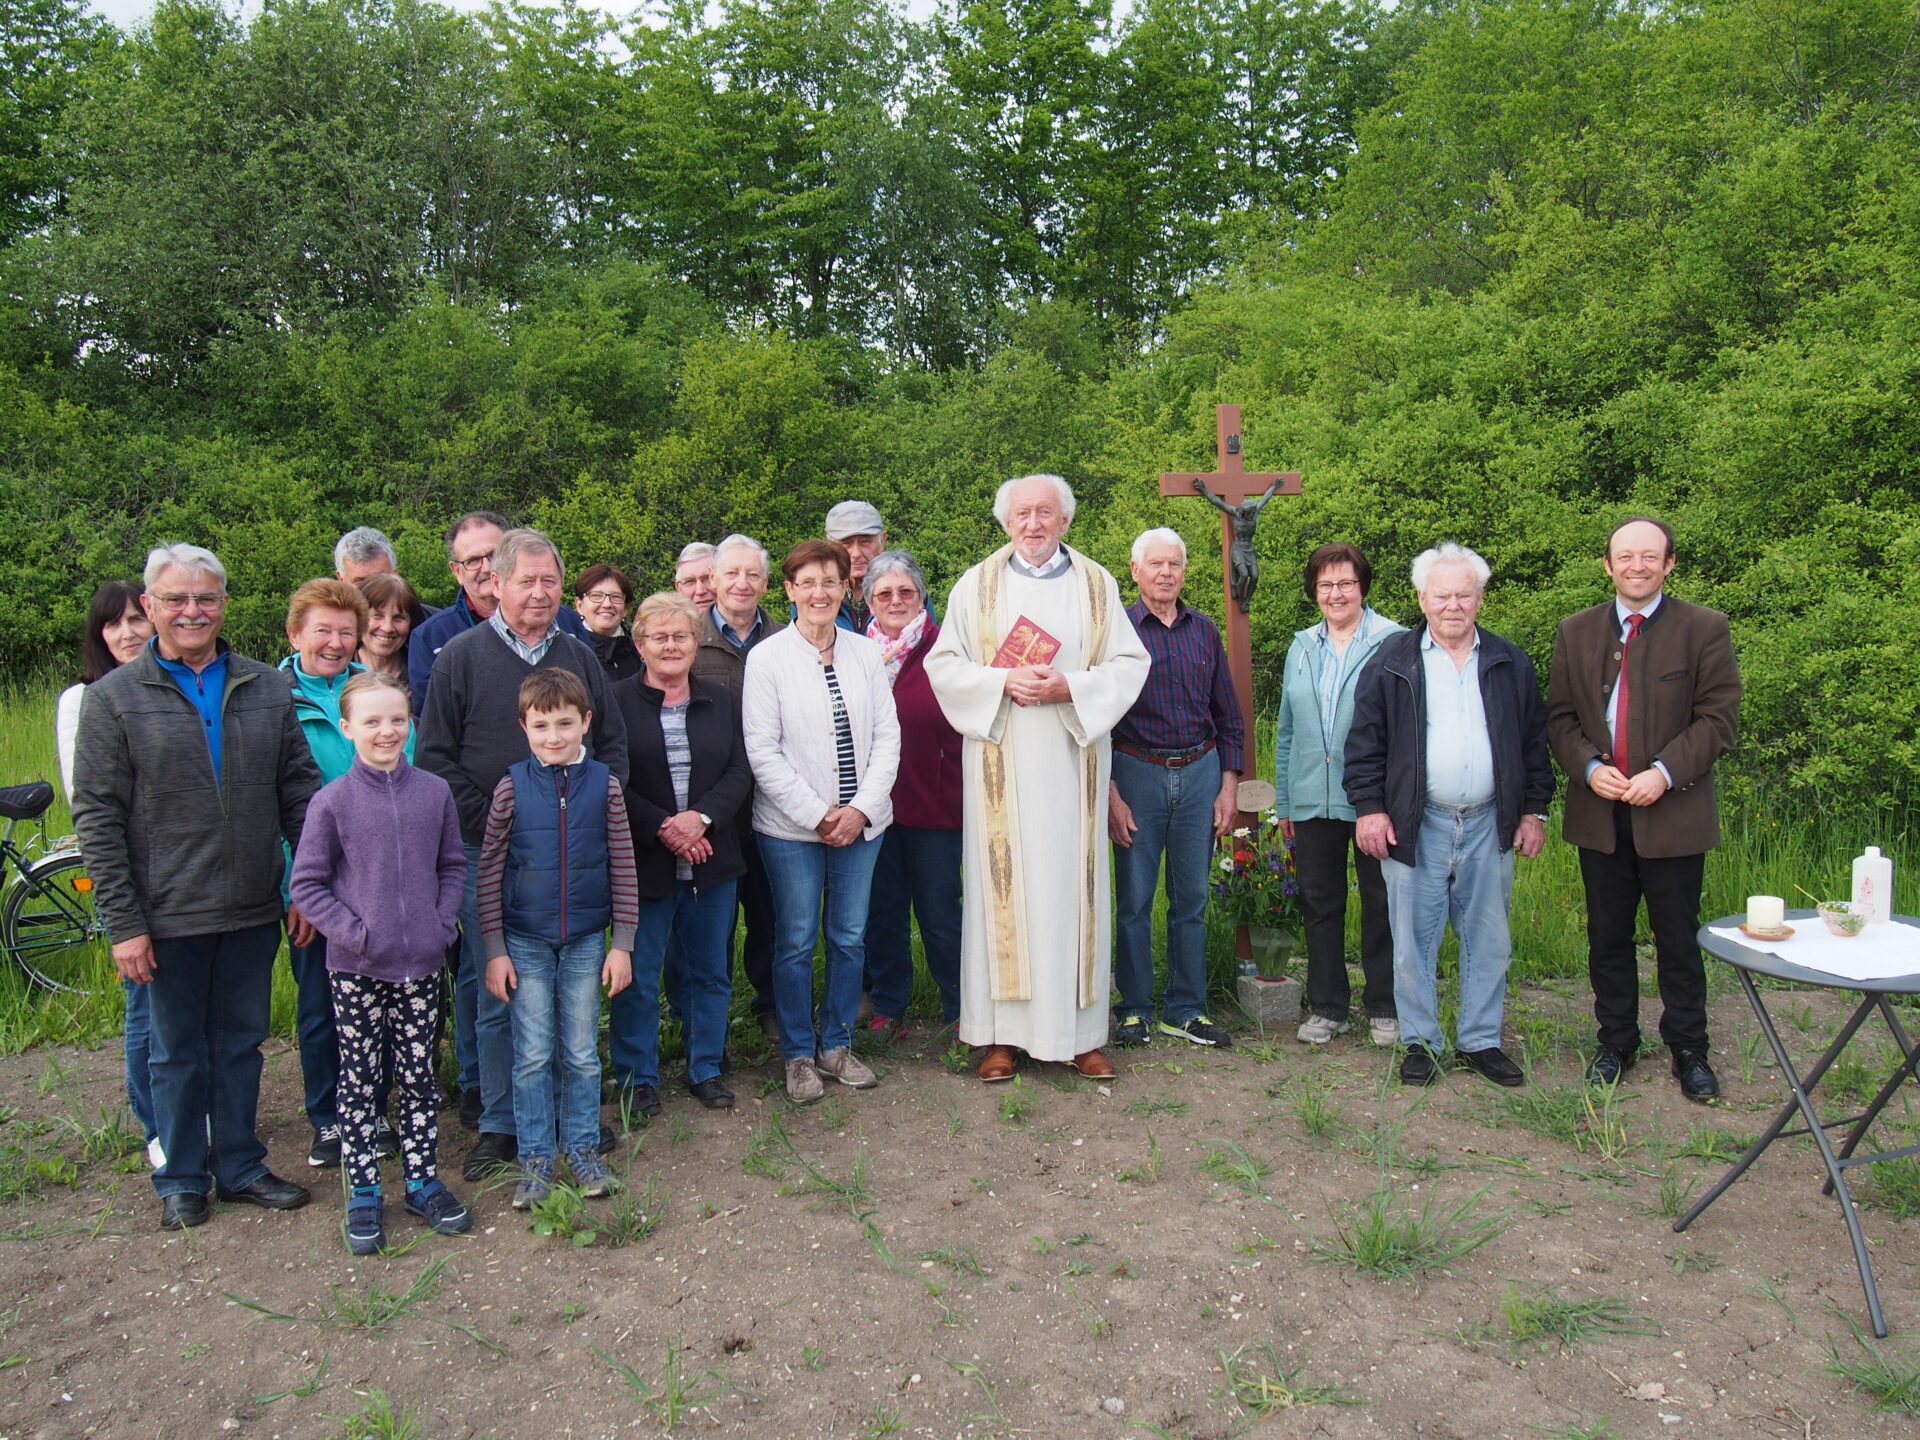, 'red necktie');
1614,612,1644,775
